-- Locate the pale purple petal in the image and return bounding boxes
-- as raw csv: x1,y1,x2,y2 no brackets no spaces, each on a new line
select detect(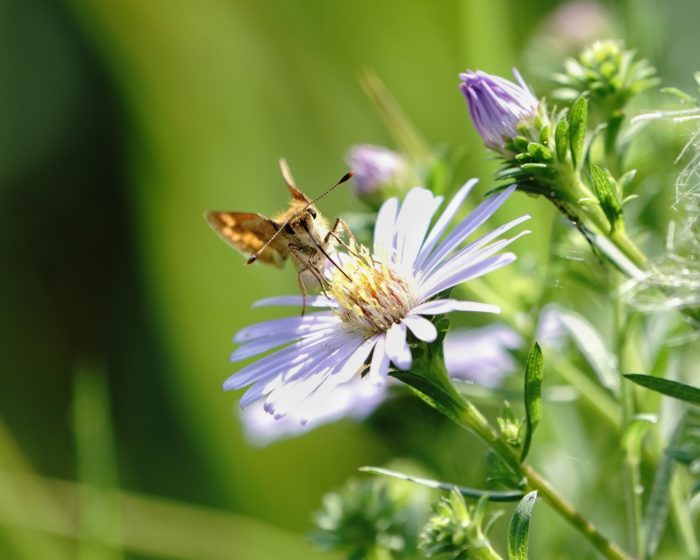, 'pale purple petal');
412,299,501,315
414,179,478,270
253,295,336,308
234,312,337,343
420,253,518,300
366,336,390,386
373,197,399,255
420,186,516,273
239,378,387,447
422,215,531,280
231,324,339,361
459,69,539,150
393,188,443,270
402,315,438,342
385,321,412,370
